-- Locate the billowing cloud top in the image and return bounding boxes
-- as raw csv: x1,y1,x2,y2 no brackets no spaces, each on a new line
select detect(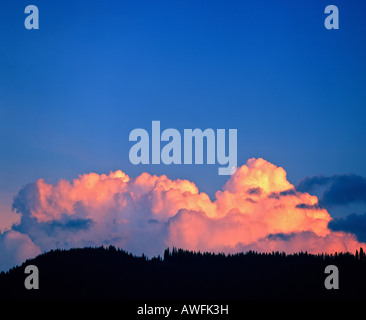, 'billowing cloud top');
1,158,363,271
